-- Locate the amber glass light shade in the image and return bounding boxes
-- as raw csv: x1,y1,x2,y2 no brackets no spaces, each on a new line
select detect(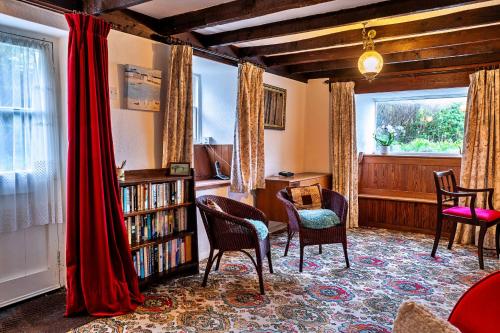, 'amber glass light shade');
358,49,384,81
